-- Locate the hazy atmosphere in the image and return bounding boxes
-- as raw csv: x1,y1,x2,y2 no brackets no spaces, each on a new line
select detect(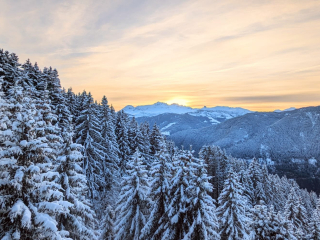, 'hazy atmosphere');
1,0,320,110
